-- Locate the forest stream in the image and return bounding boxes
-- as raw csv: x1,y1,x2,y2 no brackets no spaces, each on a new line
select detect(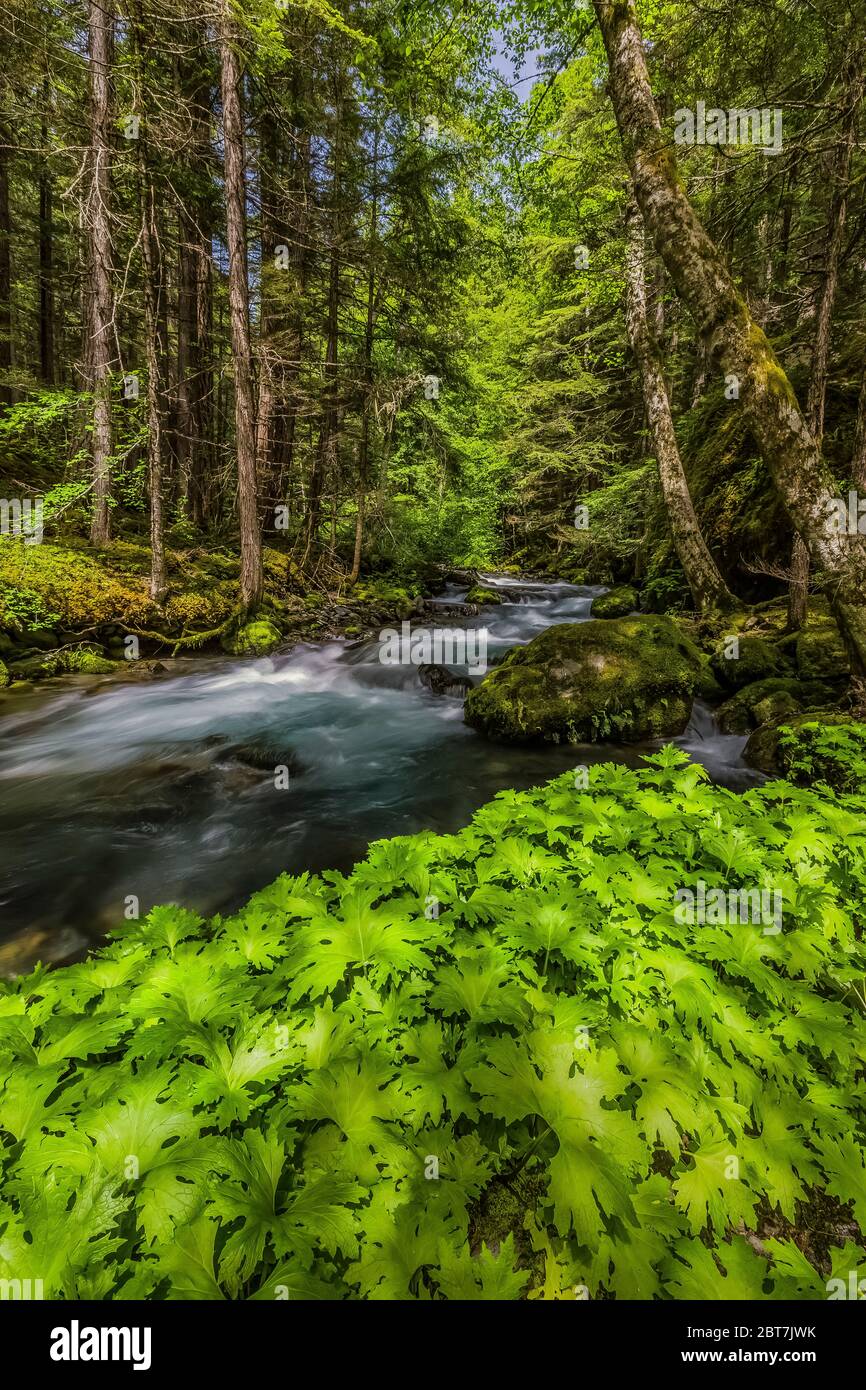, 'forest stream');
0,573,761,972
